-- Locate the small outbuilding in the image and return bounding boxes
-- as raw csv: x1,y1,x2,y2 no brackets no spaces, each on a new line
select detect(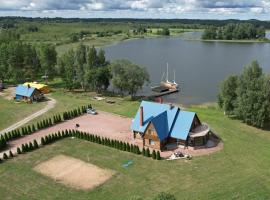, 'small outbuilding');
23,82,50,94
131,101,211,150
15,84,43,102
